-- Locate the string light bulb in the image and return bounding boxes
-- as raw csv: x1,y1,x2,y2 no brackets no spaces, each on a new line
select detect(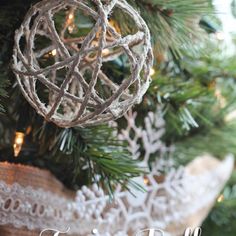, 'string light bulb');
215,88,226,108
68,25,76,34
102,48,110,56
68,13,74,20
67,11,74,25
51,49,57,56
65,9,77,34
215,32,224,41
143,176,149,185
217,194,224,203
13,132,25,157
150,68,155,76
